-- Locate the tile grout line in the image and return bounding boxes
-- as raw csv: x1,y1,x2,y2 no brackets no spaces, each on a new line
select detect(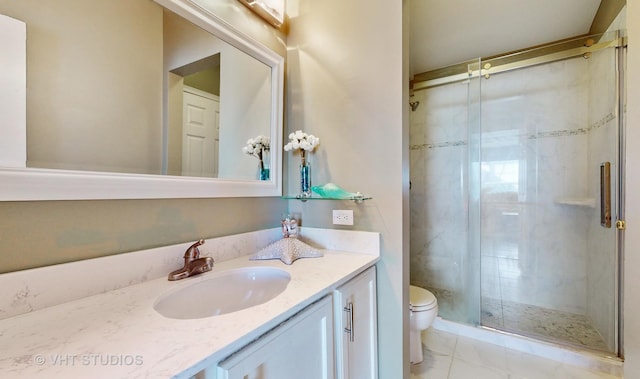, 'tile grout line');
445,334,459,379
